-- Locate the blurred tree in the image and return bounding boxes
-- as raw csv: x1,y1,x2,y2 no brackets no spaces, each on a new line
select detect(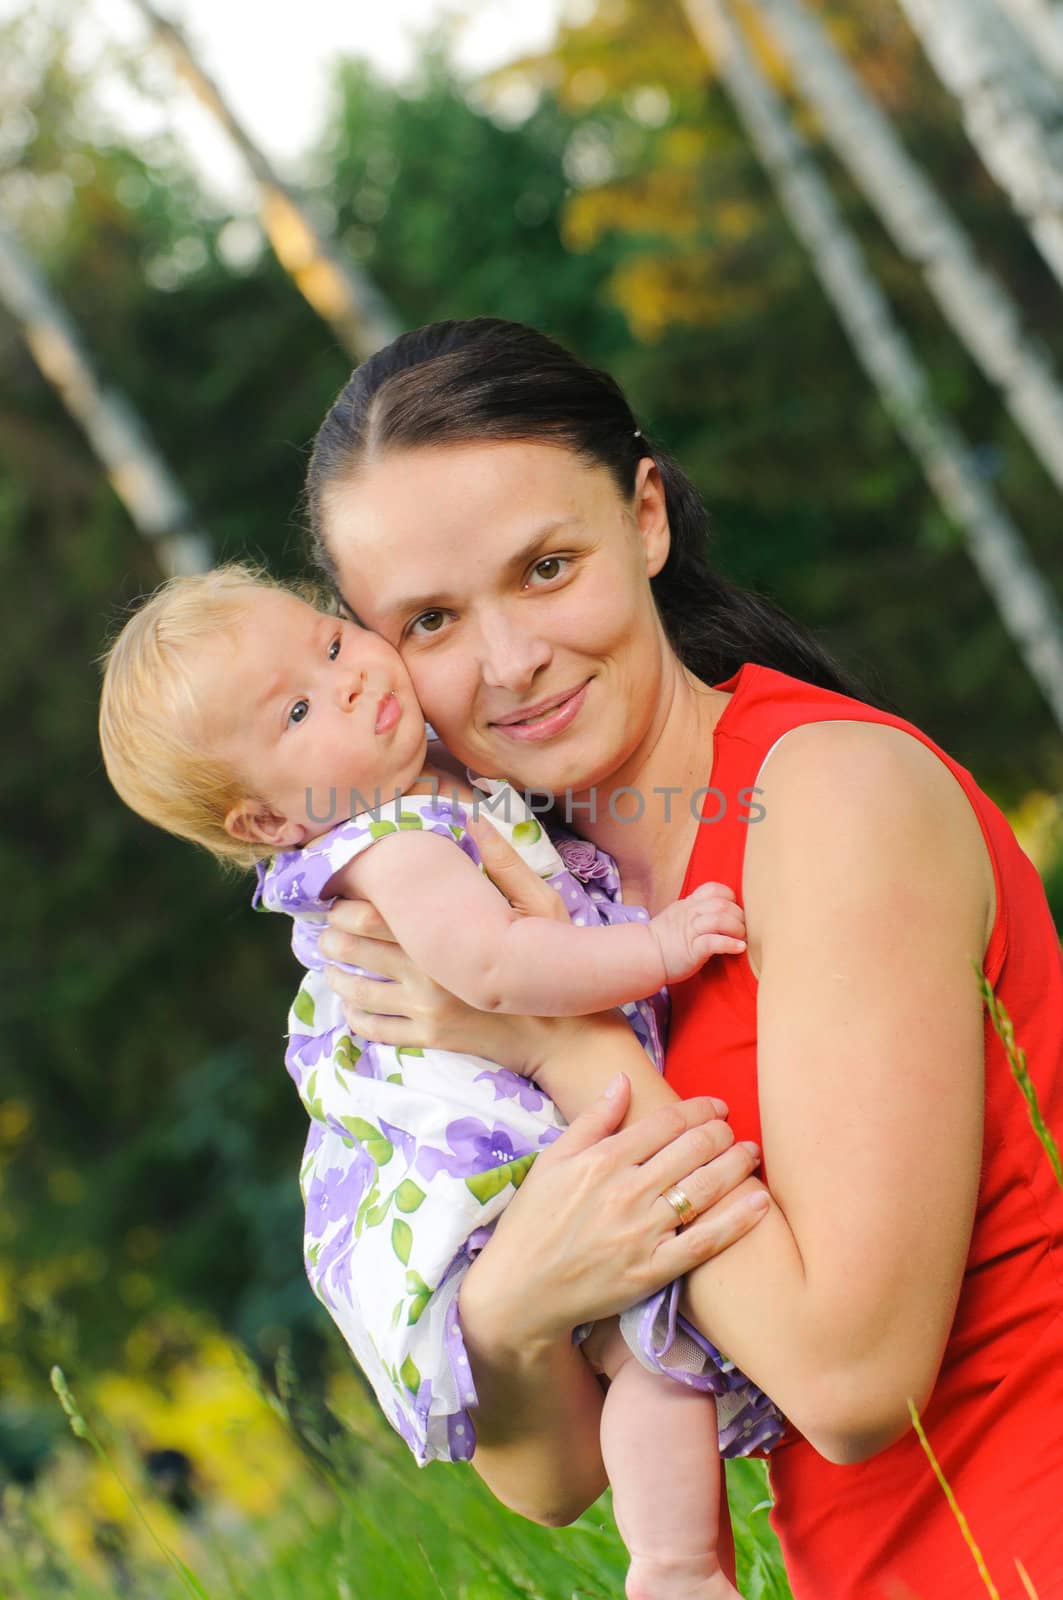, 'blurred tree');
750,0,1063,506
679,0,1063,732
897,0,1063,292
997,0,1063,81
316,48,632,364
491,0,1063,790
127,0,402,360
0,219,210,575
